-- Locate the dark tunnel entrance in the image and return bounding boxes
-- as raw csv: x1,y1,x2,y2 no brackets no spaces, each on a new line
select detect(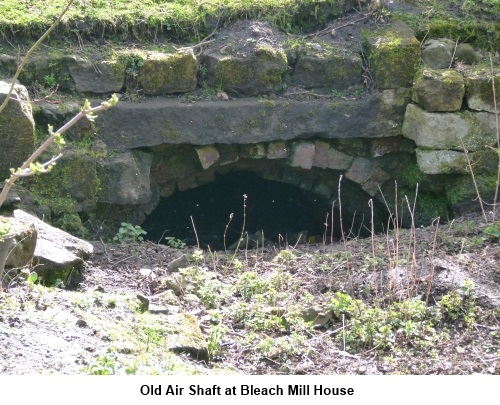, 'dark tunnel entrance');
142,171,382,250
